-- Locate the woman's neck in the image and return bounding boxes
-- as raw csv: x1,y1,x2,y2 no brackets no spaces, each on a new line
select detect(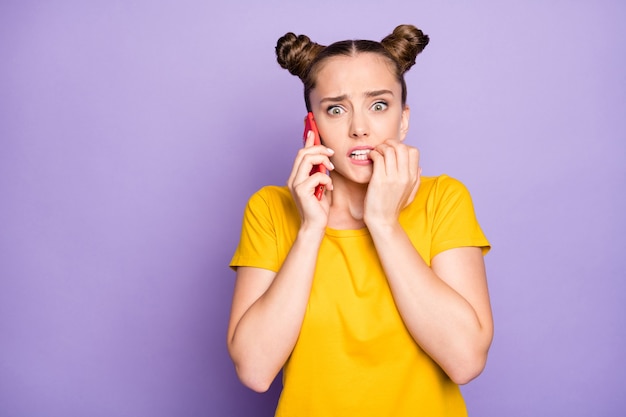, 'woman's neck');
326,177,368,230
